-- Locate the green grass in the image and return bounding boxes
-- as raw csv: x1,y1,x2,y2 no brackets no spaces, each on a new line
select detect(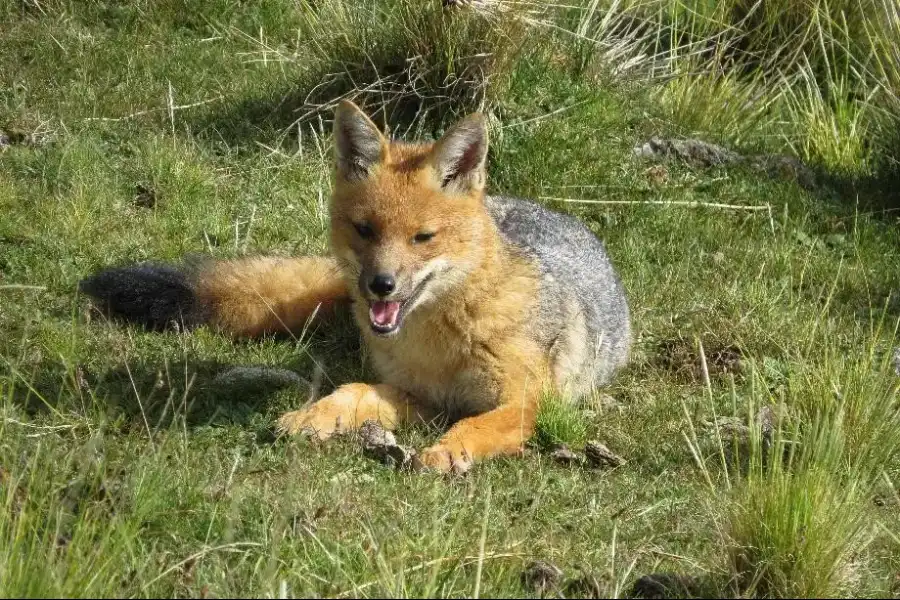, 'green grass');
2,0,900,597
533,392,590,451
